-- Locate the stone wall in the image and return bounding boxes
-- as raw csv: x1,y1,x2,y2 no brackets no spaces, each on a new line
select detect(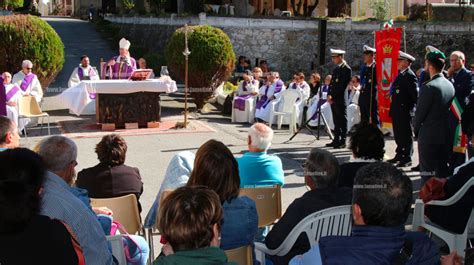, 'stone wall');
105,14,474,80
